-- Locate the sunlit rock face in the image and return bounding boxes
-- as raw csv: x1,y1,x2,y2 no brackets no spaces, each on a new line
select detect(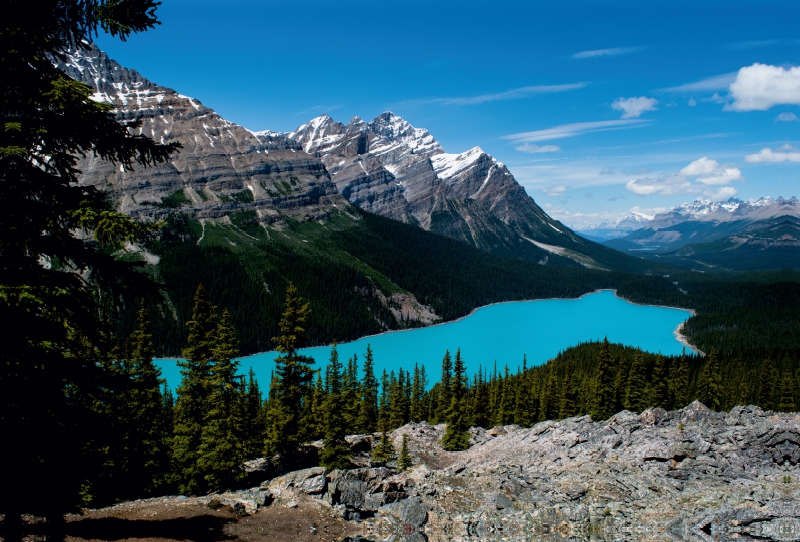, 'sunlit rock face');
57,45,346,226
288,112,575,254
